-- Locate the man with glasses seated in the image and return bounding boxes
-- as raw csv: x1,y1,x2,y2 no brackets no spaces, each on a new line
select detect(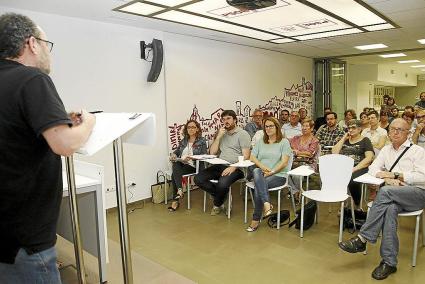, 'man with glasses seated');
339,118,425,280
244,109,263,138
412,109,425,148
281,111,302,139
315,111,345,155
194,110,251,216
